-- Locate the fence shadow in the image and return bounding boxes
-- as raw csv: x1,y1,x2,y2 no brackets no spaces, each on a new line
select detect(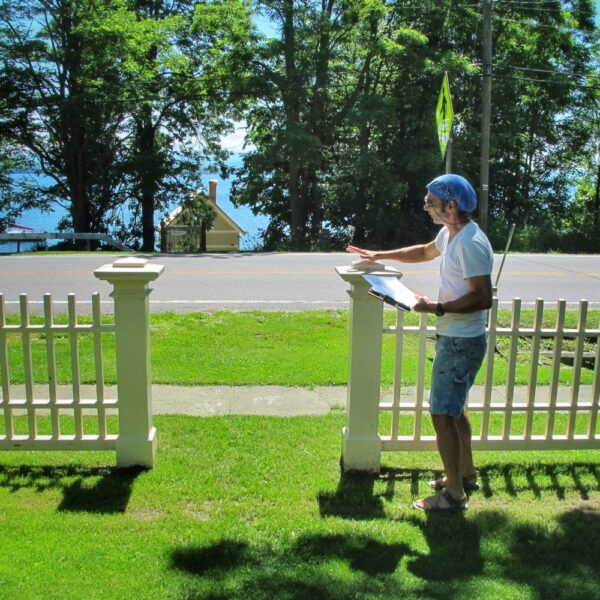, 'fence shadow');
318,462,600,521
0,464,144,513
477,461,600,500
